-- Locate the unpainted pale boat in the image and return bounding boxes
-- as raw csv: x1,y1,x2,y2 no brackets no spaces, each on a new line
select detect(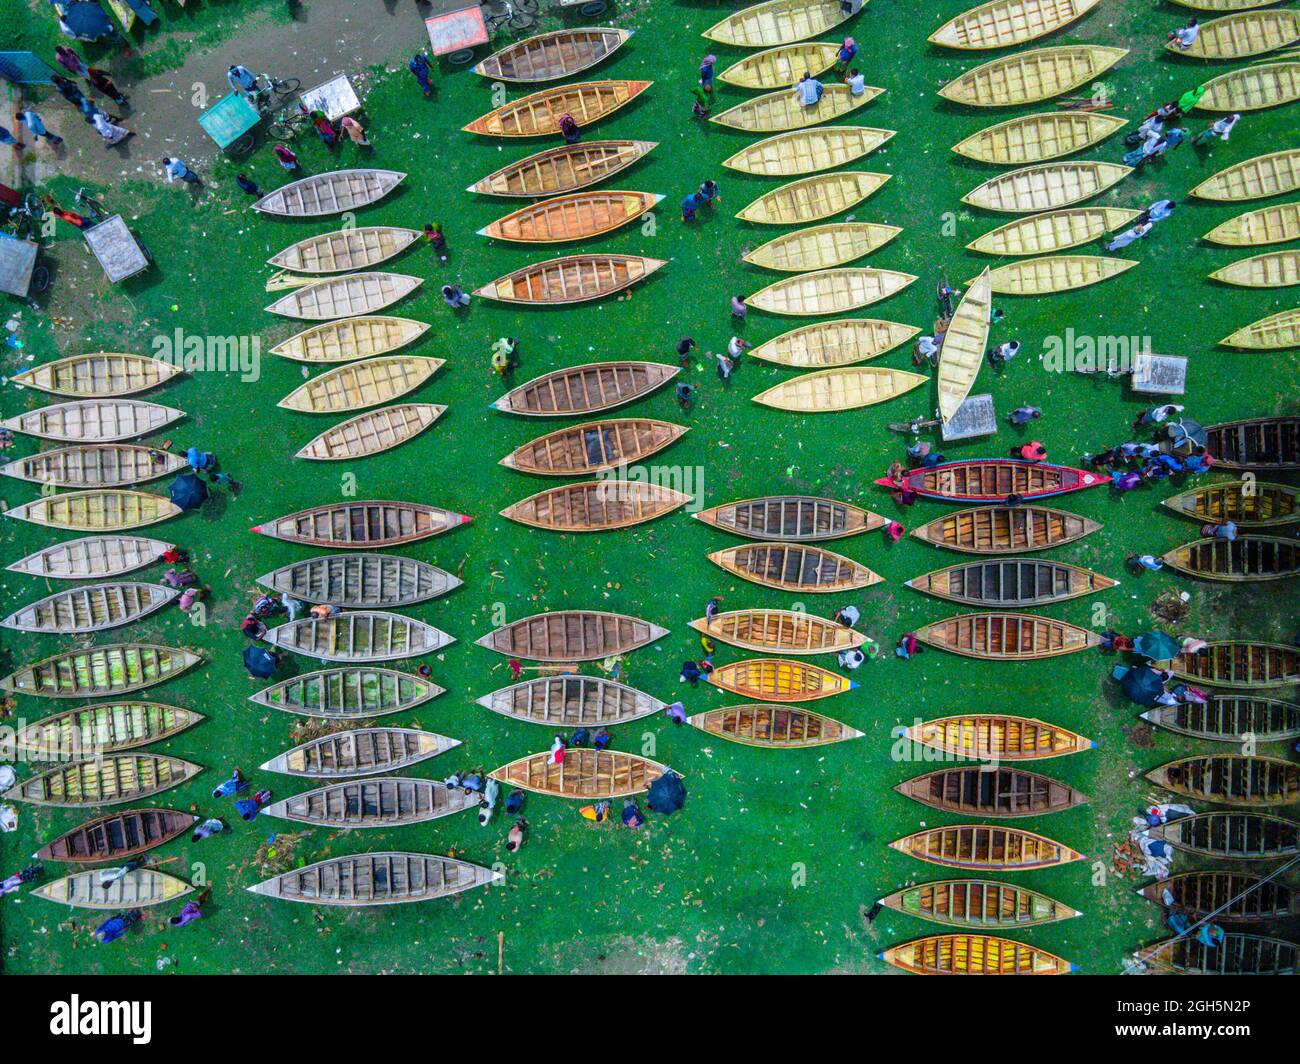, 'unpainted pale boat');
952,110,1126,165
931,0,1101,49
501,480,690,531
890,824,1083,870
879,880,1081,928
473,27,632,83
468,140,657,196
0,443,187,488
1211,249,1300,287
911,505,1102,554
480,190,663,242
968,207,1144,255
707,658,856,701
747,267,917,315
753,366,927,411
703,0,859,47
0,398,182,443
1147,755,1299,806
1163,480,1299,526
36,808,196,864
249,853,500,906
265,611,453,663
490,749,670,798
711,84,881,133
475,254,666,304
876,459,1110,501
962,160,1131,212
1203,201,1300,245
747,318,918,368
260,728,458,778
260,777,475,828
1190,148,1300,201
251,667,442,719
5,489,181,532
1152,641,1300,688
1148,811,1298,860
7,535,171,580
694,495,883,541
252,501,469,548
937,268,993,422
252,169,405,217
917,611,1101,660
278,356,442,414
938,45,1127,107
296,404,445,460
267,227,420,273
903,714,1095,760
736,172,890,225
978,254,1136,295
265,273,422,320
33,868,192,910
0,644,201,699
9,353,180,398
744,222,901,271
463,80,652,136
1161,536,1300,581
709,541,881,592
1138,871,1299,923
1197,61,1300,111
1139,934,1297,975
906,558,1116,607
476,610,668,661
722,126,896,177
478,675,665,727
1206,416,1300,467
689,608,866,655
501,418,687,475
880,934,1075,976
493,361,678,416
1141,695,1300,744
2,581,178,634
1170,0,1295,10
2,753,200,806
1167,9,1300,59
258,554,459,609
689,705,862,748
896,766,1088,817
718,41,840,89
12,702,201,761
270,317,430,364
